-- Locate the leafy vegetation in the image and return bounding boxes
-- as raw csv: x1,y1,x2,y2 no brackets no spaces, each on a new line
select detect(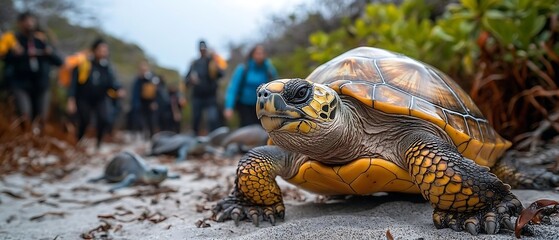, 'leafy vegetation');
270,0,559,147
